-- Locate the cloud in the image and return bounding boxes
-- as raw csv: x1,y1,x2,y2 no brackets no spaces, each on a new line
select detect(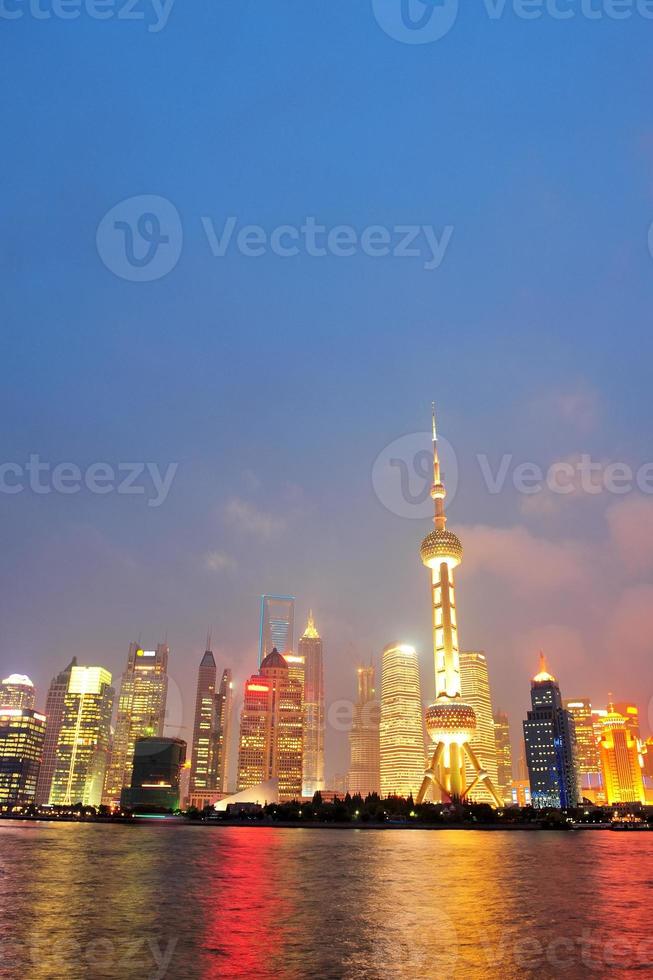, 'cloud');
461,524,587,594
532,382,600,434
224,498,285,540
606,496,653,575
513,624,587,681
518,453,610,518
204,550,234,573
605,585,653,688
